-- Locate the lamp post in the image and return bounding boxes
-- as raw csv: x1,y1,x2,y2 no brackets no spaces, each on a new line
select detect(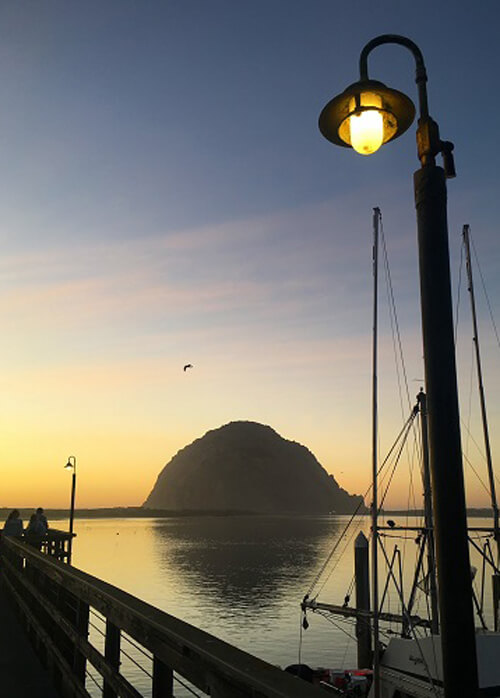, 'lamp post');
318,35,478,698
64,455,77,563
